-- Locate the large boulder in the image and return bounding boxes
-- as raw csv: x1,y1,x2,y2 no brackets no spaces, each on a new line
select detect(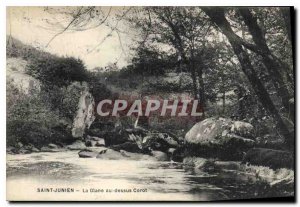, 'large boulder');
184,117,255,160
242,148,294,170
